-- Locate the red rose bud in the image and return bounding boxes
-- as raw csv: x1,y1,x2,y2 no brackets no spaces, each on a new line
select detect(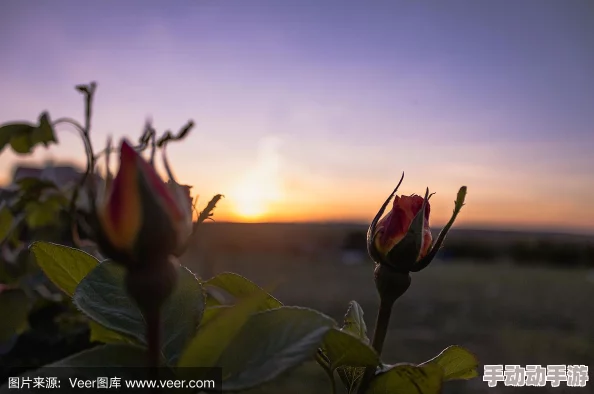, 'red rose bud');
97,139,191,267
371,191,432,271
374,195,432,257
